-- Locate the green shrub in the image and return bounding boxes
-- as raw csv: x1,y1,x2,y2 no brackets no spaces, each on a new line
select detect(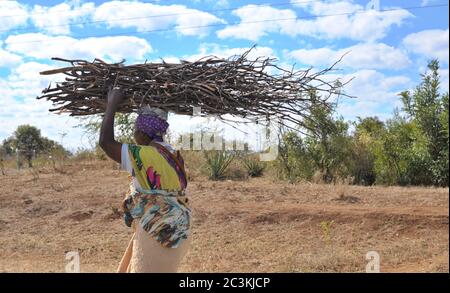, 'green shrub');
203,151,235,180
243,157,265,177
